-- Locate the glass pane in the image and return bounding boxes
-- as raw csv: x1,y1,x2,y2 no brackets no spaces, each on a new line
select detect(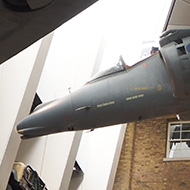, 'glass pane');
185,141,190,148
181,149,190,157
182,123,190,131
169,142,177,158
182,132,190,140
89,56,126,82
170,132,180,140
170,124,180,139
169,142,190,158
168,150,175,158
170,124,181,131
170,141,179,149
